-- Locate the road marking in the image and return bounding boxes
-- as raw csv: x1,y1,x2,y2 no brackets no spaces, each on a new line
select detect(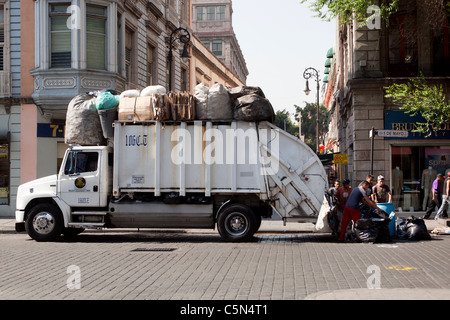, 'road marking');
385,265,417,271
